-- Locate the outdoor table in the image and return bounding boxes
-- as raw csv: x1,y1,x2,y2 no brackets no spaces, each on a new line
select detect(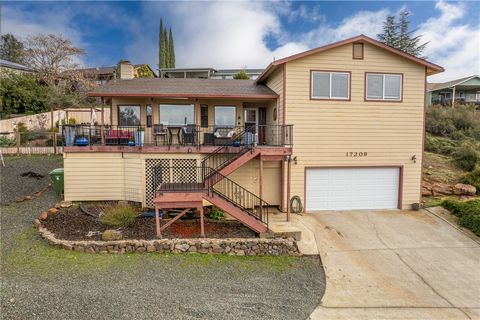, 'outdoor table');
167,126,183,145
